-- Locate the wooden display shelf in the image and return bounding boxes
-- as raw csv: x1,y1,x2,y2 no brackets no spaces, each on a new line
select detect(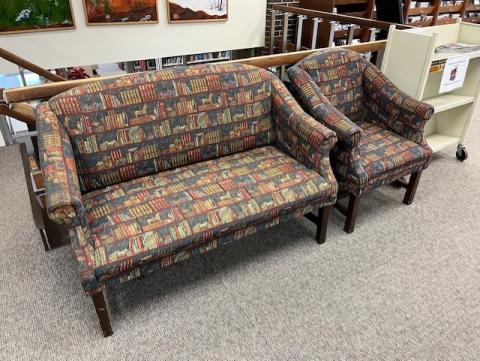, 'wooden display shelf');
466,4,480,11
408,6,437,16
299,0,375,48
438,5,464,14
403,0,480,27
